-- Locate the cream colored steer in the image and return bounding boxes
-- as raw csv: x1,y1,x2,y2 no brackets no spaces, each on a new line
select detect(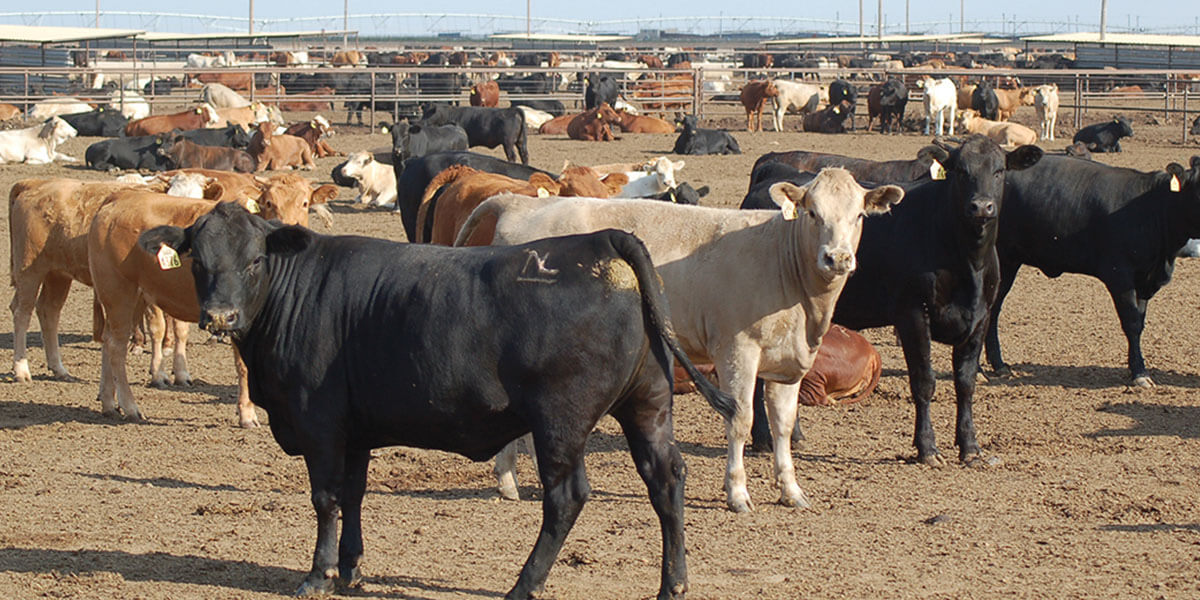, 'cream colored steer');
457,168,903,512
